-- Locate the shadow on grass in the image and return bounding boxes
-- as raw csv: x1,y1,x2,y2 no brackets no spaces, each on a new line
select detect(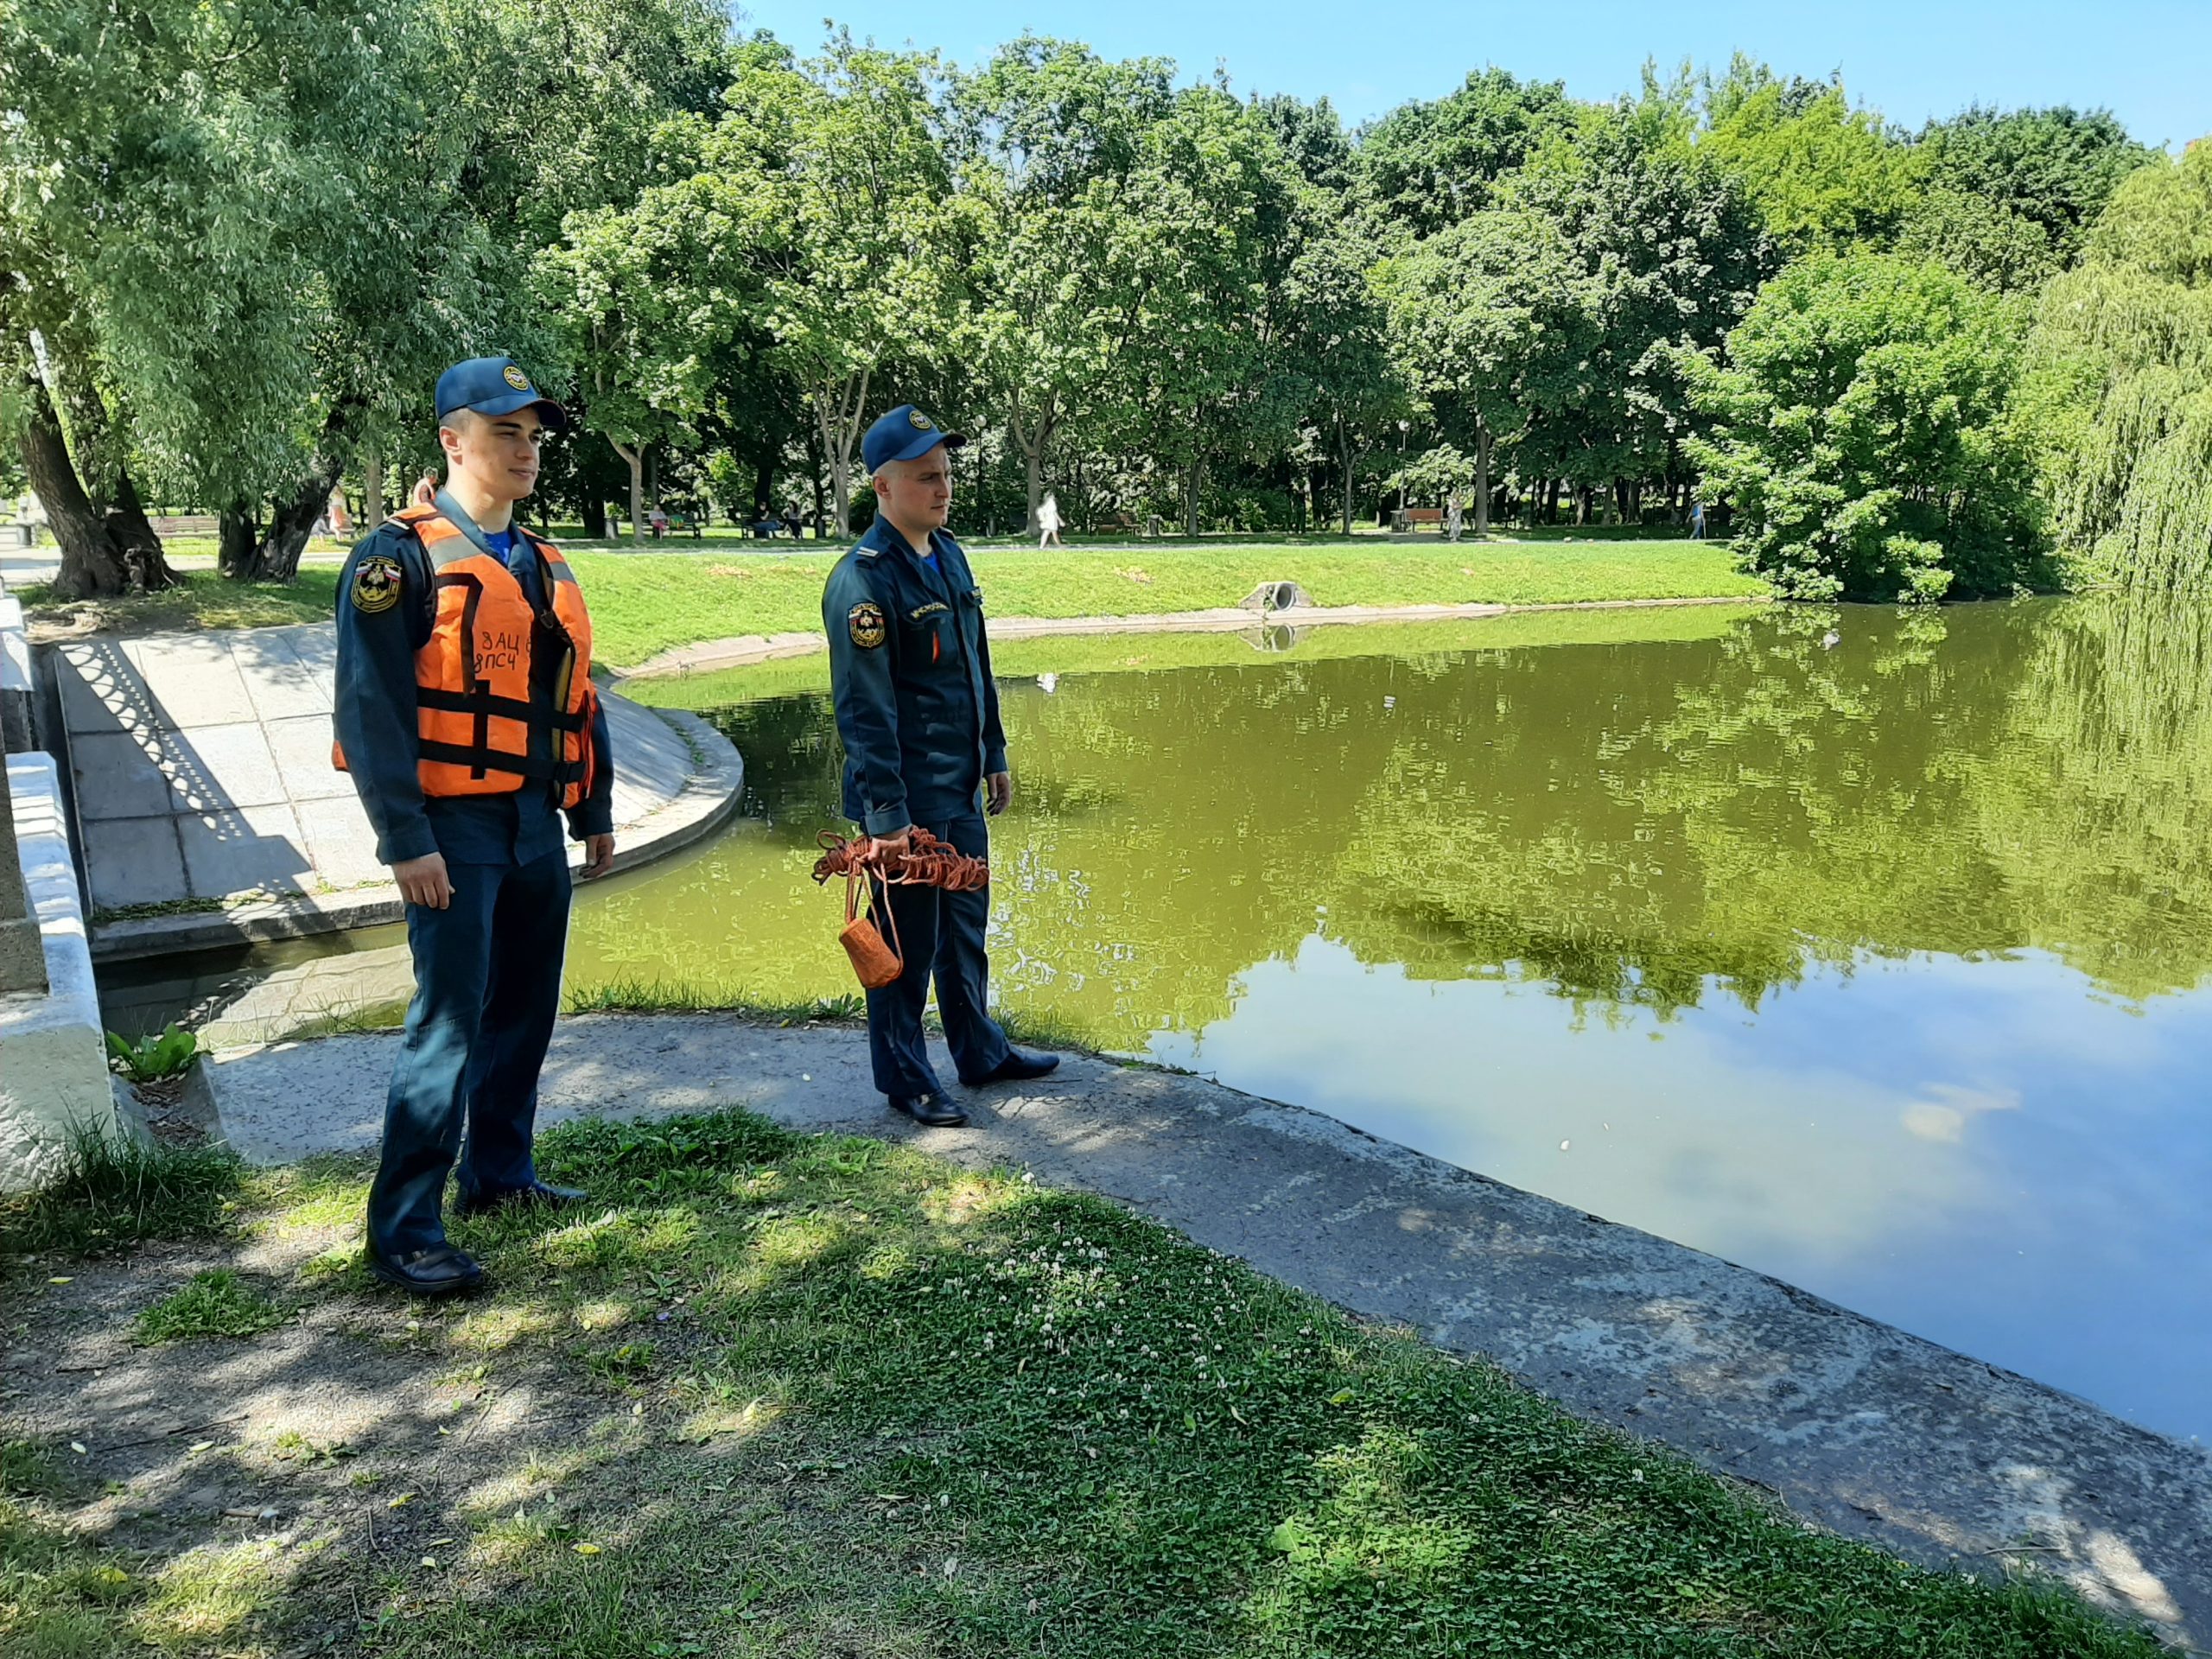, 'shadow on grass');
1,1109,2174,1658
